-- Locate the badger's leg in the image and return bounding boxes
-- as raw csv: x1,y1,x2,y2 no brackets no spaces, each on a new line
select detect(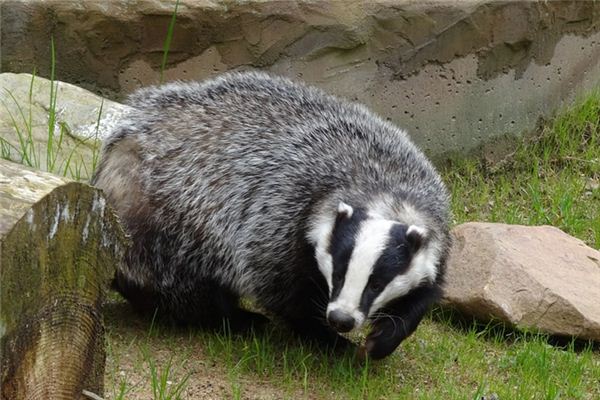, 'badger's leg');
113,273,267,332
197,282,269,332
270,276,352,351
164,279,268,331
365,284,441,360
